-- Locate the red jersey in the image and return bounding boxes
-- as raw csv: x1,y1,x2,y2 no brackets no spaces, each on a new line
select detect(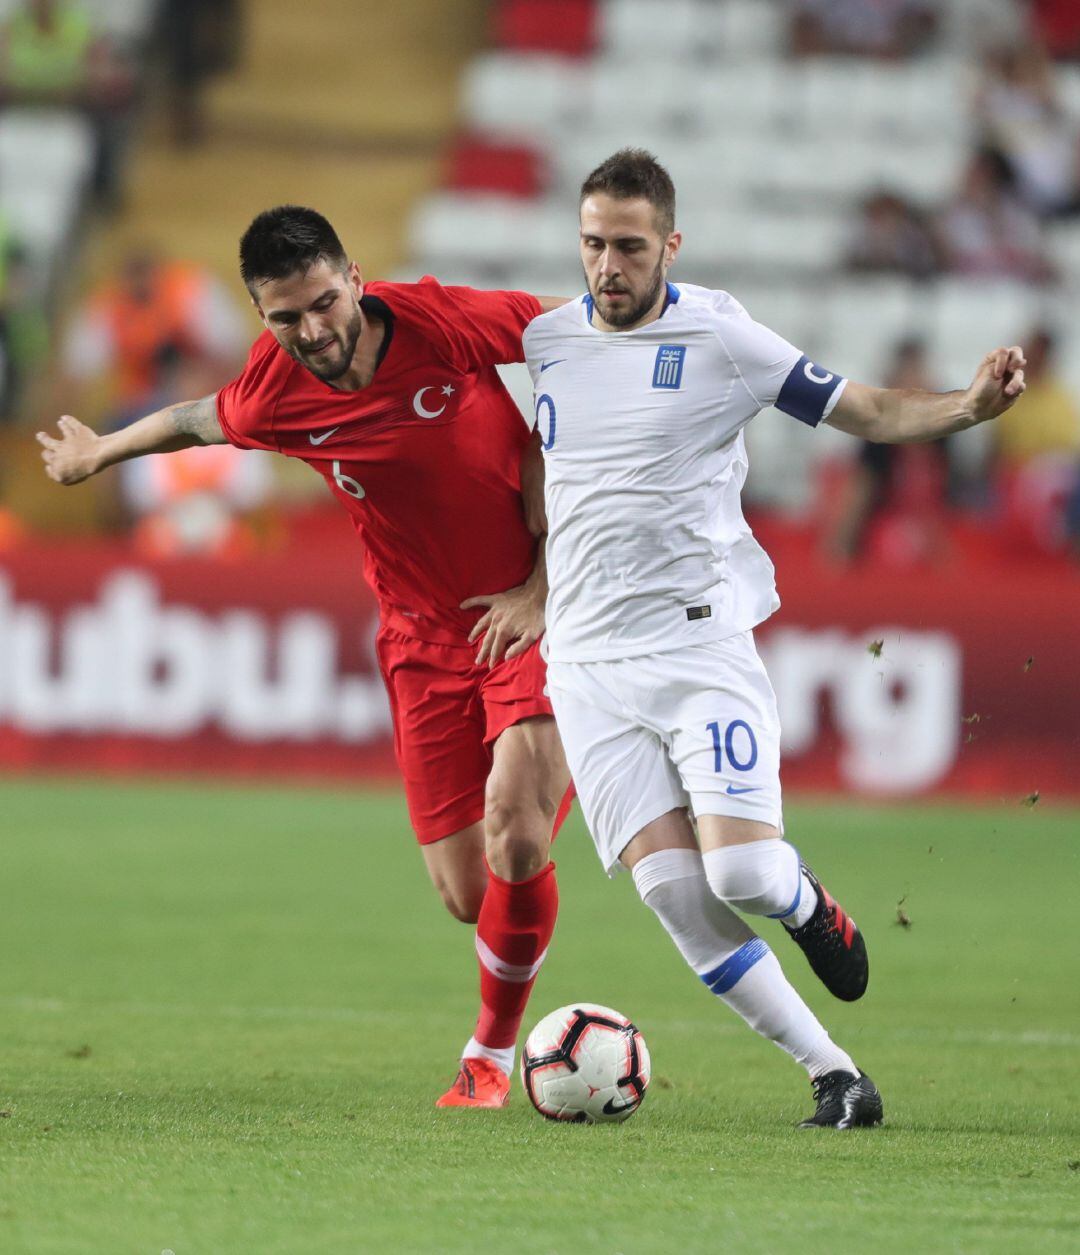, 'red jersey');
217,279,542,643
